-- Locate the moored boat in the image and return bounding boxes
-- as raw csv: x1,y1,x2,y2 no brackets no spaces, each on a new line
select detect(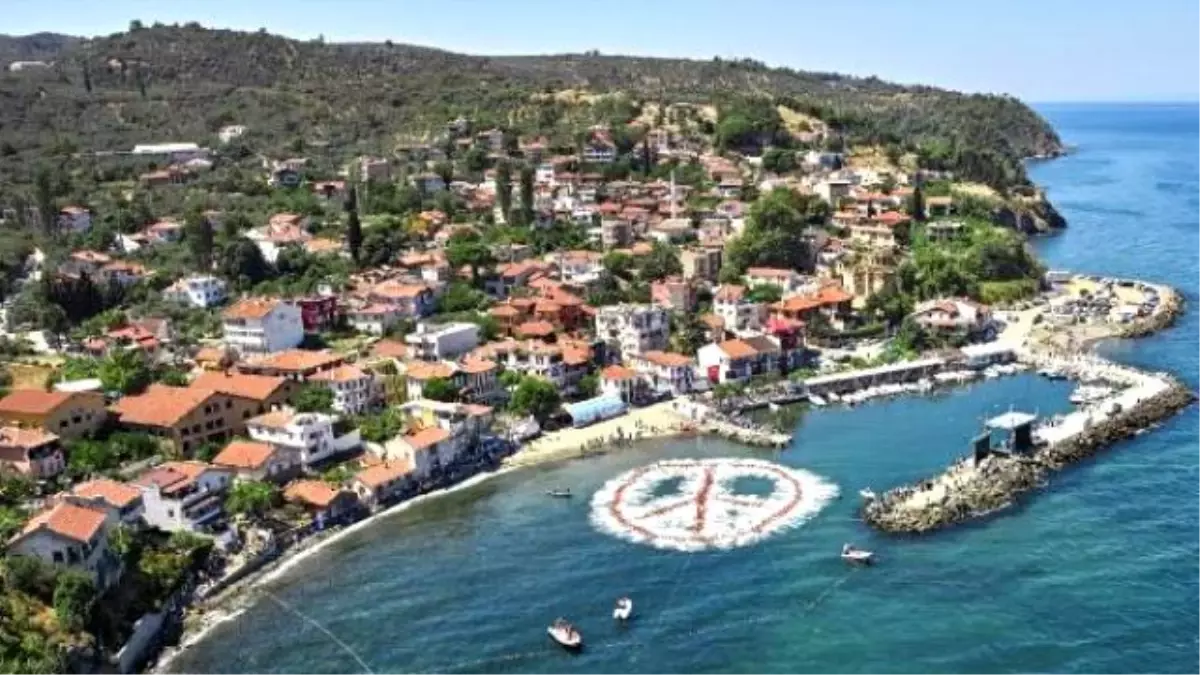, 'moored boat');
841,543,874,565
613,597,633,621
547,618,583,650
